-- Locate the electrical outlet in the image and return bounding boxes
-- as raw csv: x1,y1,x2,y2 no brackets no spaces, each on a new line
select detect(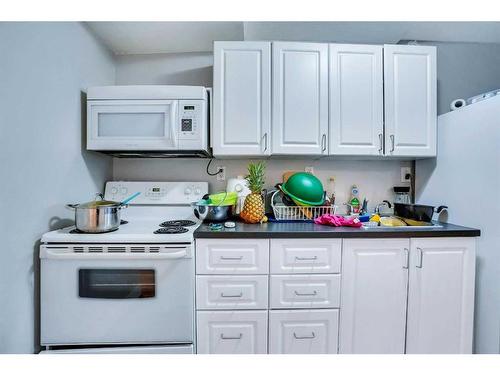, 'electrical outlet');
305,166,314,174
216,166,226,181
401,167,412,183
